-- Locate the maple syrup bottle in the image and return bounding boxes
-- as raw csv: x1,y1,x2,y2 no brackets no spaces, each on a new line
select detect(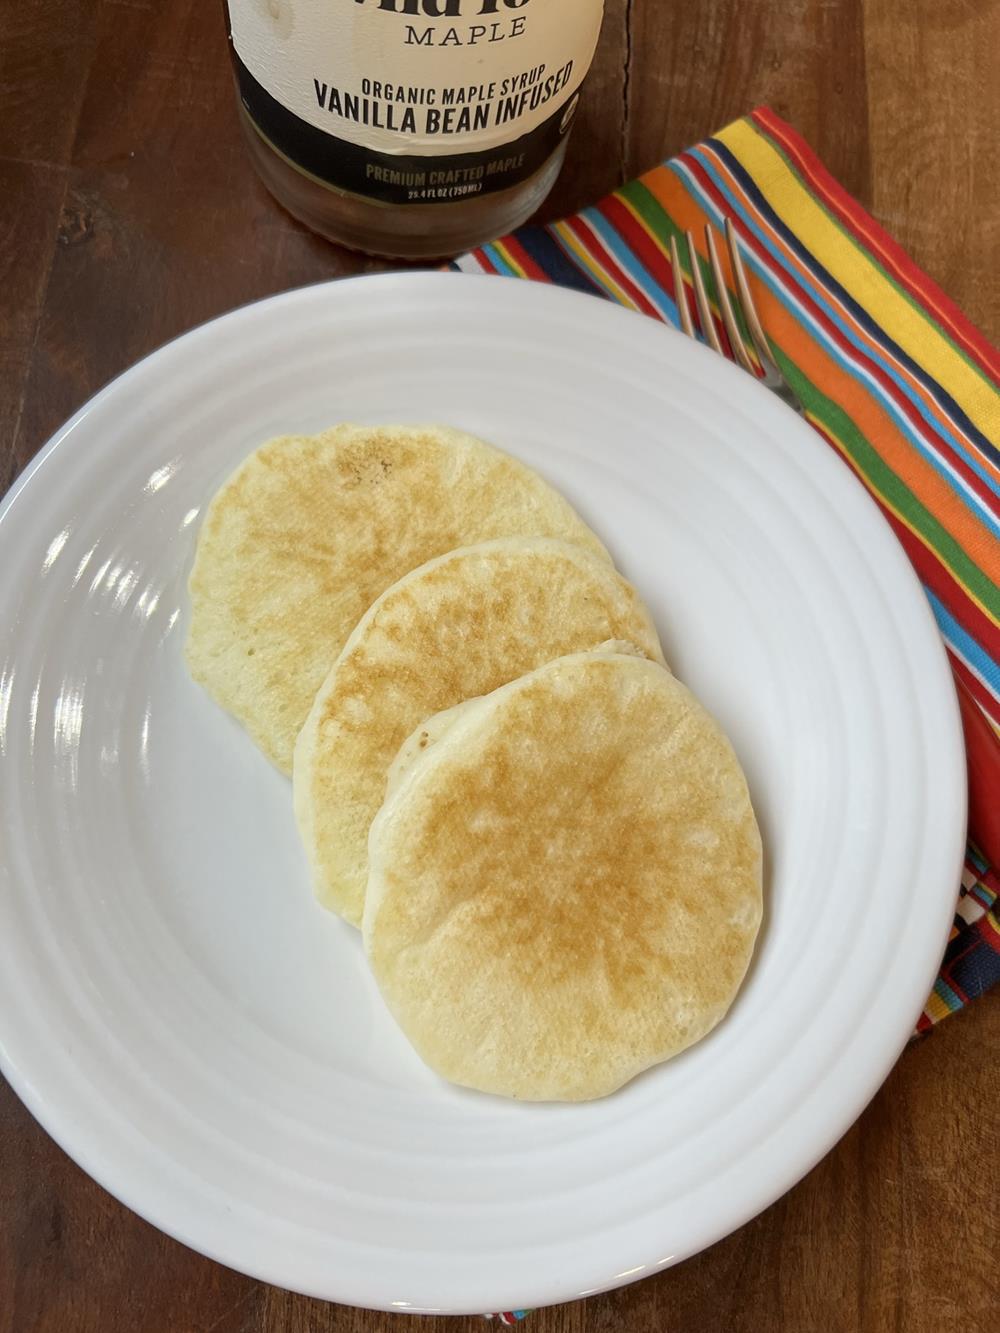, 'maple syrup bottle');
224,0,606,258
